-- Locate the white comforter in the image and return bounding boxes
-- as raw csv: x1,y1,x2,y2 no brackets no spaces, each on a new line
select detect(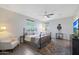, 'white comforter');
0,31,16,42
25,34,47,44
0,31,19,50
